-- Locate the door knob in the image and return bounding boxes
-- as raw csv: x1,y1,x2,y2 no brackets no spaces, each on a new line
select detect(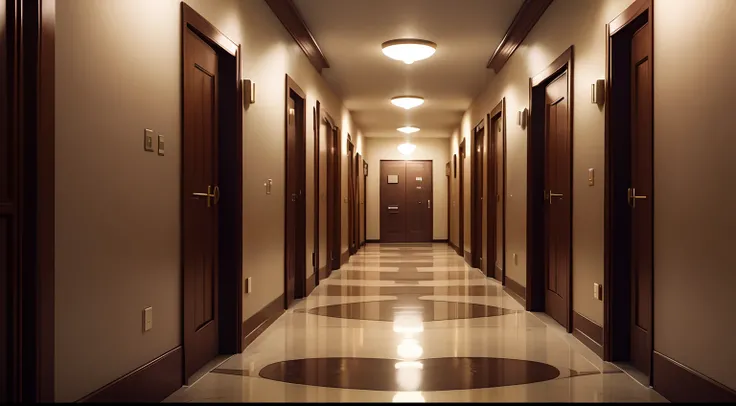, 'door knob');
627,187,647,208
192,185,218,208
292,193,298,202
